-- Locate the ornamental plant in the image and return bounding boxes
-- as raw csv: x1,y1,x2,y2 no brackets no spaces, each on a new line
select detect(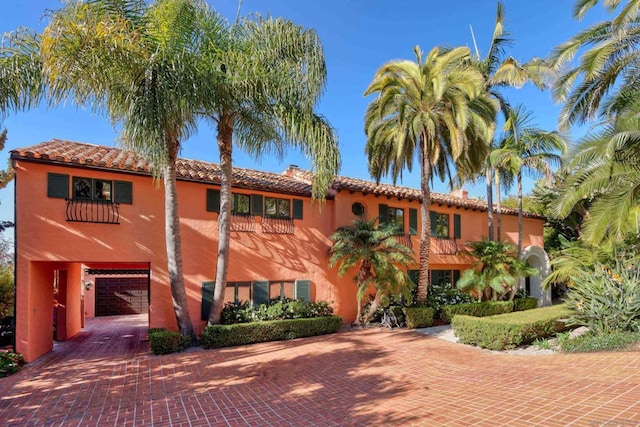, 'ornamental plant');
0,350,25,377
564,262,640,335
